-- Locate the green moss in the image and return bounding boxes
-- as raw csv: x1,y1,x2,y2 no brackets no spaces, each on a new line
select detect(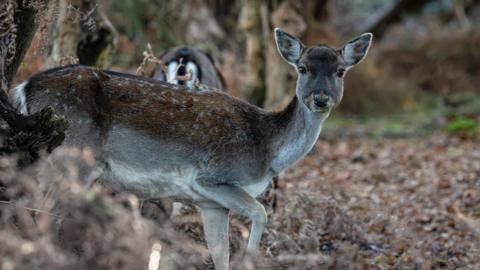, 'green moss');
446,116,477,136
